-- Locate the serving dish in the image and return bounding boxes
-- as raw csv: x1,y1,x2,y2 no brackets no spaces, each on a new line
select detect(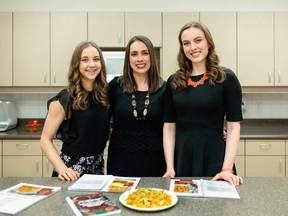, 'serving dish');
119,188,178,212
